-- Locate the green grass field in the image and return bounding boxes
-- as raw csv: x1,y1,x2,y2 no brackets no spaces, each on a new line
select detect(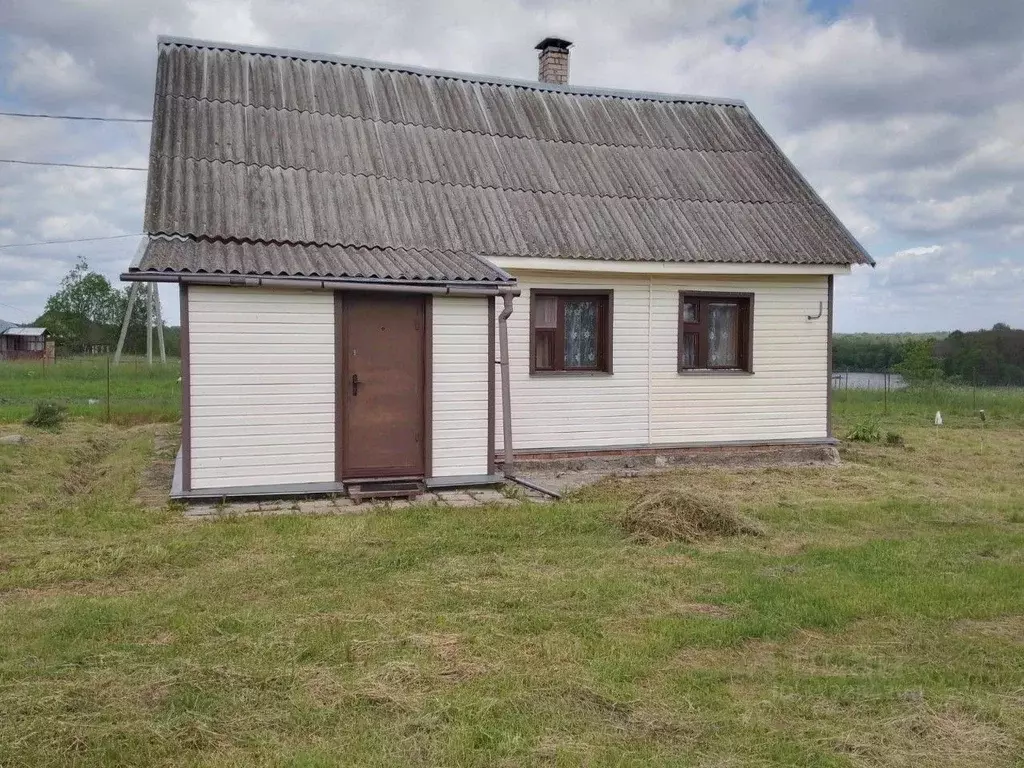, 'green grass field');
1,392,1022,766
834,383,1024,429
0,356,180,424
